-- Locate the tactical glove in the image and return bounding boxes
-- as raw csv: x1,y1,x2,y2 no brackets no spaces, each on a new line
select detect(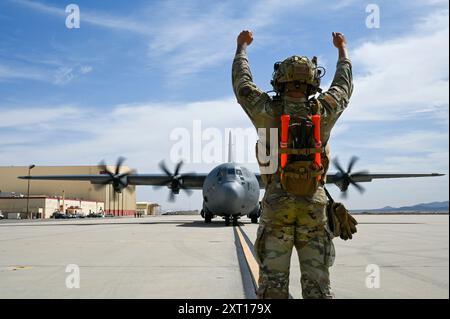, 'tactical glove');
333,202,358,240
